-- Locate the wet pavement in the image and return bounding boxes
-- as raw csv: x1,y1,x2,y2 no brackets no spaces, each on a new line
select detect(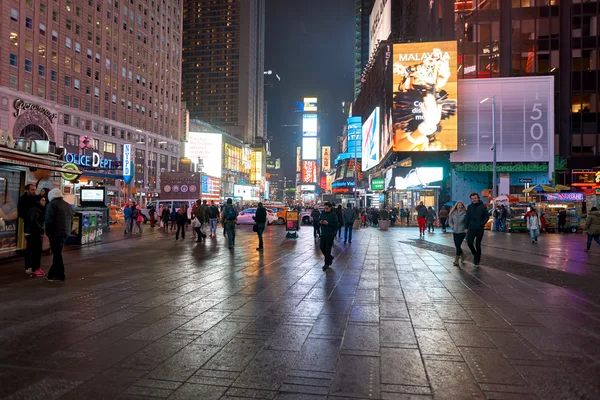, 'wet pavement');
0,225,599,399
